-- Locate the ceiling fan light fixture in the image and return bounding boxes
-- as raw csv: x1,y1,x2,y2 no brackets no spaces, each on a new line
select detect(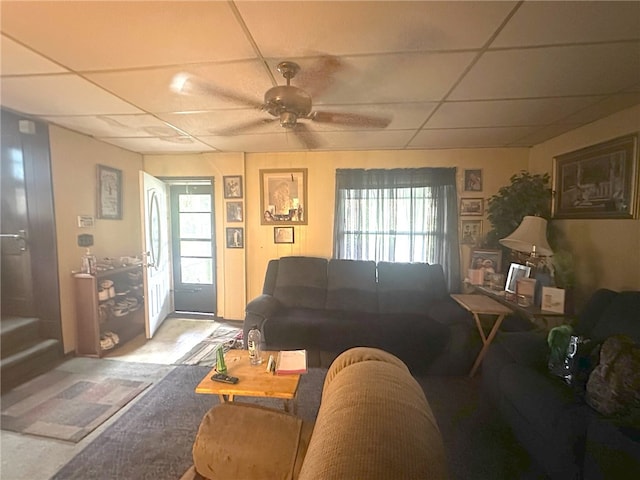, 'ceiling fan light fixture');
279,111,298,128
